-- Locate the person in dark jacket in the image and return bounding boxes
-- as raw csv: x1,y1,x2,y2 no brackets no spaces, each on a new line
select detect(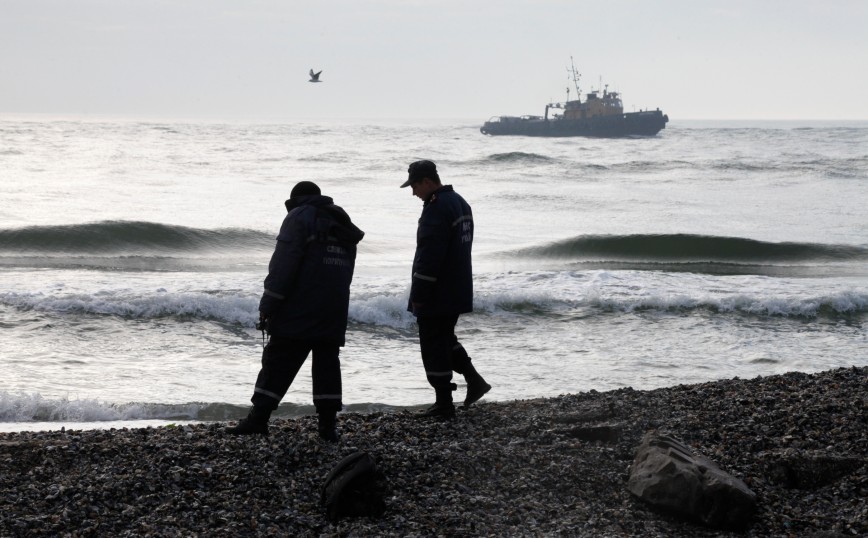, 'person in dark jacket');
401,160,491,418
227,181,364,440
